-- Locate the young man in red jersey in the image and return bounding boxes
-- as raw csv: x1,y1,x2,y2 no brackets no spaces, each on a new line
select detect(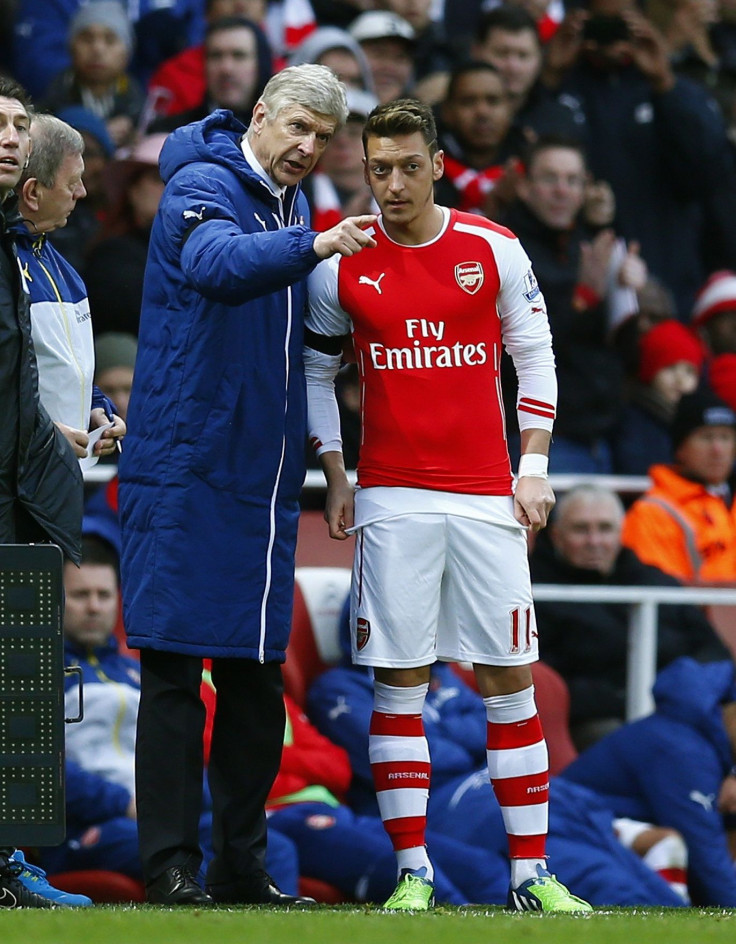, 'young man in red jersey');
303,97,591,914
